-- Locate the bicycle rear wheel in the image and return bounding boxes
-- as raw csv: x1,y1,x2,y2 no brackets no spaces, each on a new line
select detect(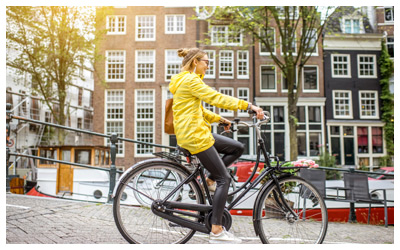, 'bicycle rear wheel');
254,176,328,244
113,160,204,244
